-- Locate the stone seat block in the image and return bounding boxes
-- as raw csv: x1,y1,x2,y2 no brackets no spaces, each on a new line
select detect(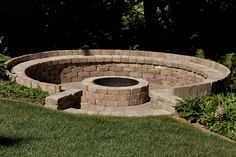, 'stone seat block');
45,88,82,109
